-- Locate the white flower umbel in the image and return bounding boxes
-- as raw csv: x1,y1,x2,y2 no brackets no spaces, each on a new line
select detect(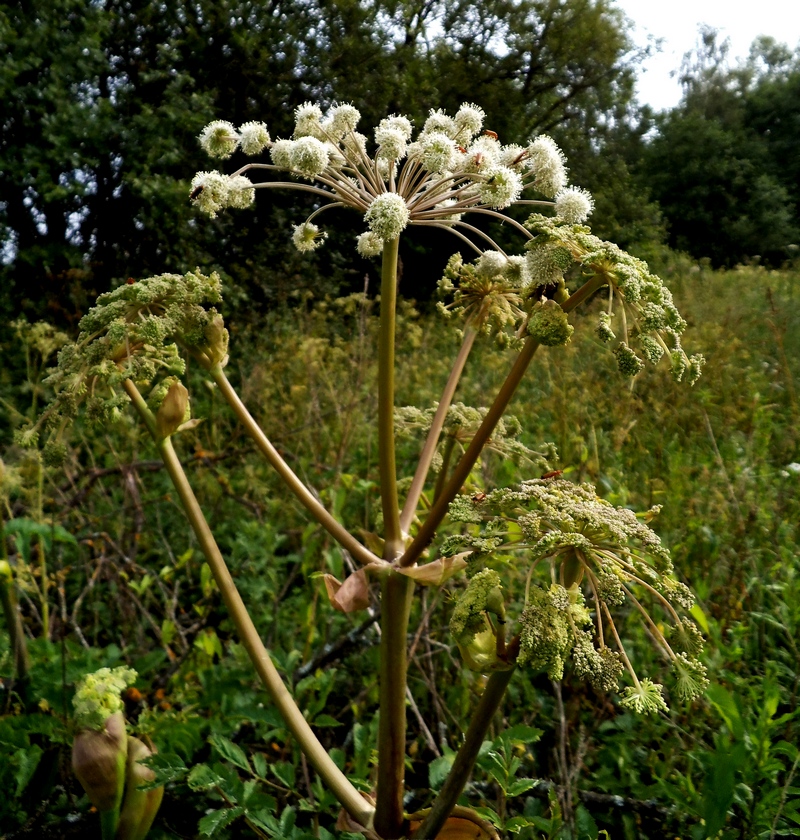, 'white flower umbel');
199,120,239,159
289,137,330,178
356,231,384,257
365,193,410,241
526,135,568,197
555,186,595,223
192,102,600,258
190,171,231,217
475,250,508,278
479,166,523,209
239,121,270,156
292,222,327,252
